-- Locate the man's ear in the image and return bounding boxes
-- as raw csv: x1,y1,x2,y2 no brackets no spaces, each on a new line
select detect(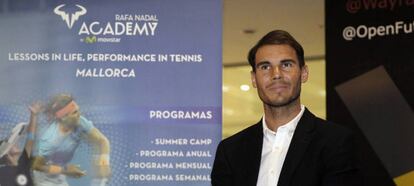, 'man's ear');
251,70,257,88
301,65,309,83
